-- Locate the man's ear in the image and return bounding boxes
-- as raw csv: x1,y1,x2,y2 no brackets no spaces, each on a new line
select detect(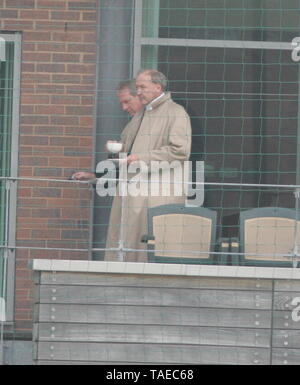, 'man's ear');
156,83,163,93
